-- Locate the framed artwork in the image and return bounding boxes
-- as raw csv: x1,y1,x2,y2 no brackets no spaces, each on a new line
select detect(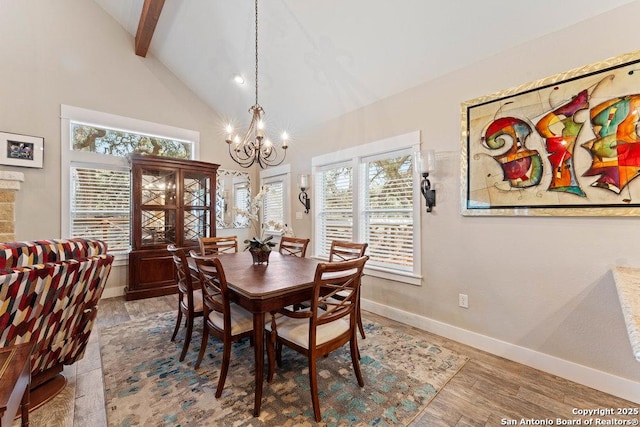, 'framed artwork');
461,50,640,216
0,132,44,169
